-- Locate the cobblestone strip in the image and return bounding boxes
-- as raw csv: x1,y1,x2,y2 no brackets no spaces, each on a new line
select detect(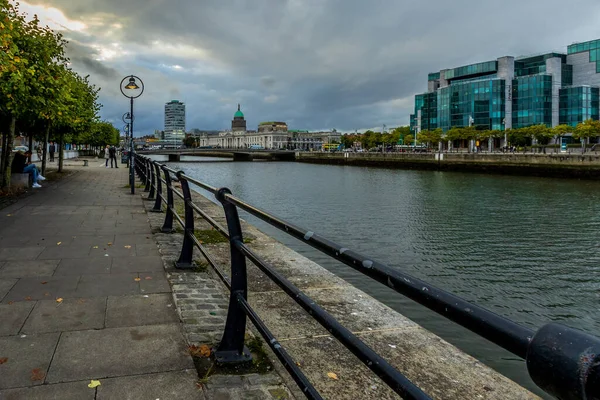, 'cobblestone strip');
141,194,295,400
